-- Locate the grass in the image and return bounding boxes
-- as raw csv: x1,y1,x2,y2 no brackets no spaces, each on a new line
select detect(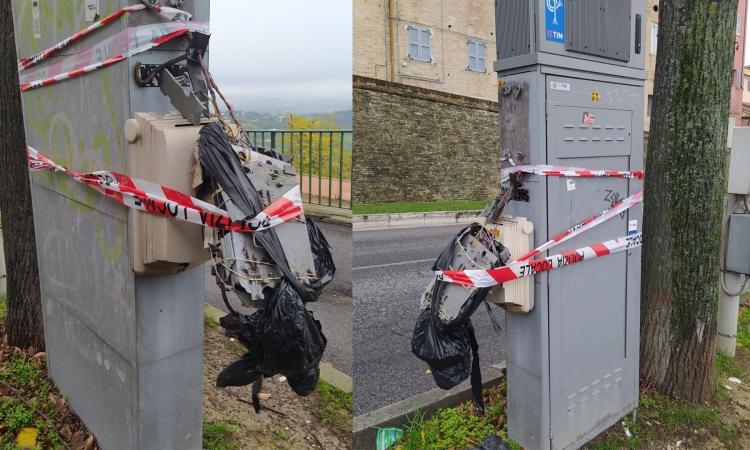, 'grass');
202,421,239,450
0,355,68,449
587,390,722,450
353,200,489,215
737,293,750,350
310,380,353,433
396,382,520,450
587,339,750,450
0,294,6,321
